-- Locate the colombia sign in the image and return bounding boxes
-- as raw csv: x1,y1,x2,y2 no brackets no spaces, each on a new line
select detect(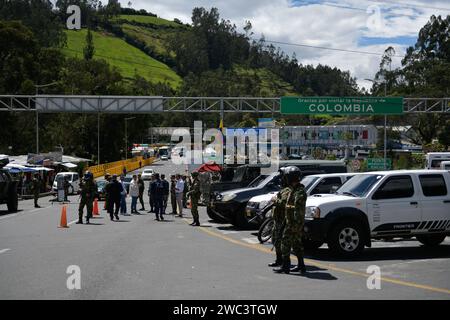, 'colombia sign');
281,97,404,115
